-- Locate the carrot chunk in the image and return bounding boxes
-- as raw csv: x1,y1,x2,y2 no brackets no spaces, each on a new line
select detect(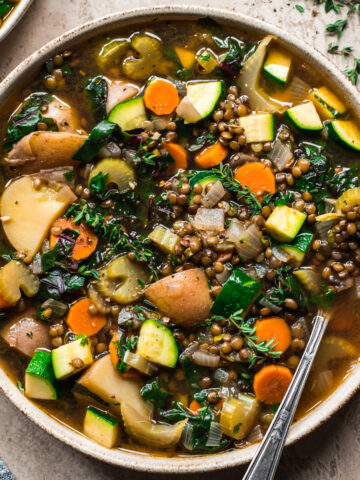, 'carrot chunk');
194,141,228,168
234,162,276,197
253,365,293,405
254,317,292,354
49,217,98,261
67,298,106,336
144,79,179,115
163,142,188,171
188,399,202,415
